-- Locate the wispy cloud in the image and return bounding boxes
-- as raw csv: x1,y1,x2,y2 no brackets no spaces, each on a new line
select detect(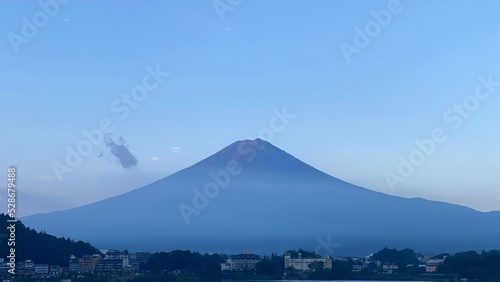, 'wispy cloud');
169,146,183,153
151,156,160,161
220,26,236,37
